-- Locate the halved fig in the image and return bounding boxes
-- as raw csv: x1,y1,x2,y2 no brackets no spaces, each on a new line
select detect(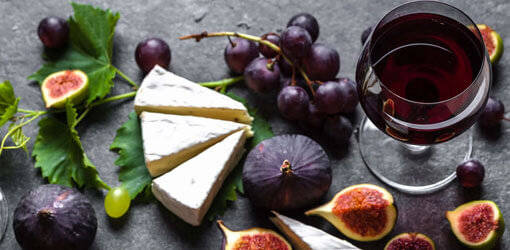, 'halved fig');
305,183,397,242
446,200,505,249
477,24,503,65
41,69,89,108
384,233,435,250
270,211,360,249
217,220,292,250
